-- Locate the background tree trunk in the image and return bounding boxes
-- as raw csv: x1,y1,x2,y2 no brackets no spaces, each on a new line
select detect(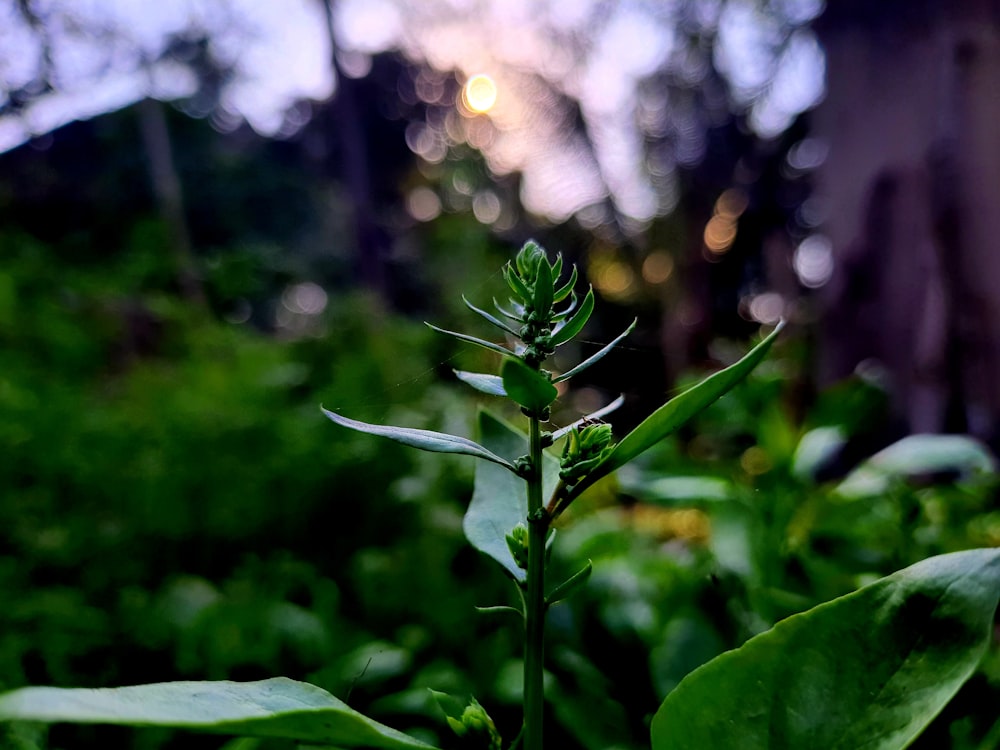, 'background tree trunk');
813,0,1000,444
